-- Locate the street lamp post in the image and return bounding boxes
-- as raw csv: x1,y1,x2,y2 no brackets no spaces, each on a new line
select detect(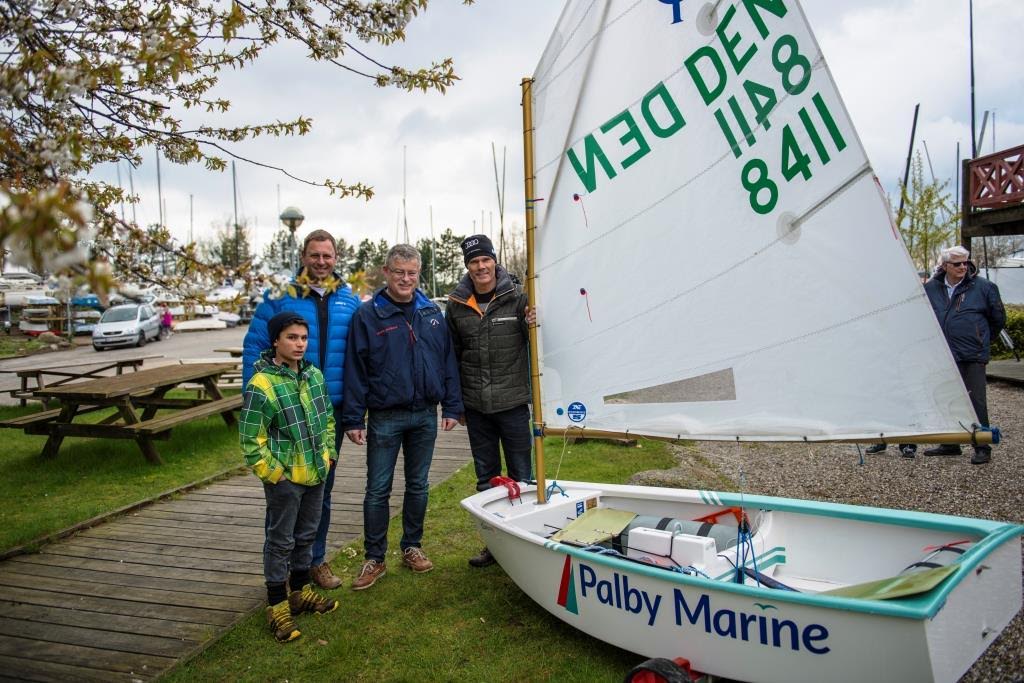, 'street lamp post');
278,206,304,273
